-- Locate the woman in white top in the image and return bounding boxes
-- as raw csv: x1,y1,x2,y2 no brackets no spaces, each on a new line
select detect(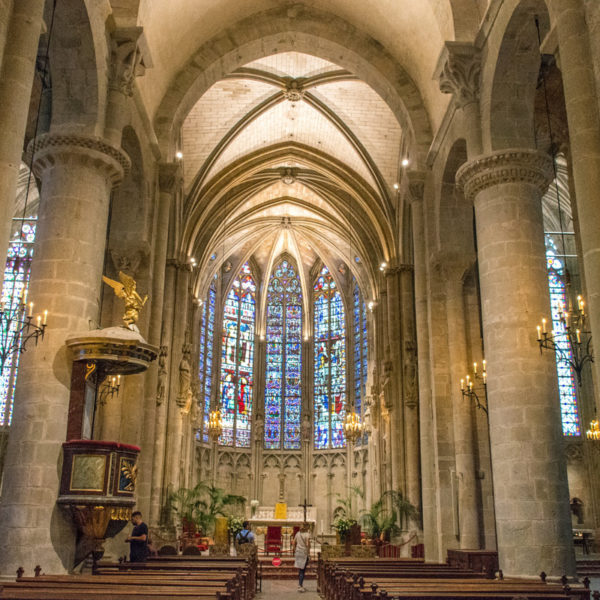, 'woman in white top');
292,522,311,593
